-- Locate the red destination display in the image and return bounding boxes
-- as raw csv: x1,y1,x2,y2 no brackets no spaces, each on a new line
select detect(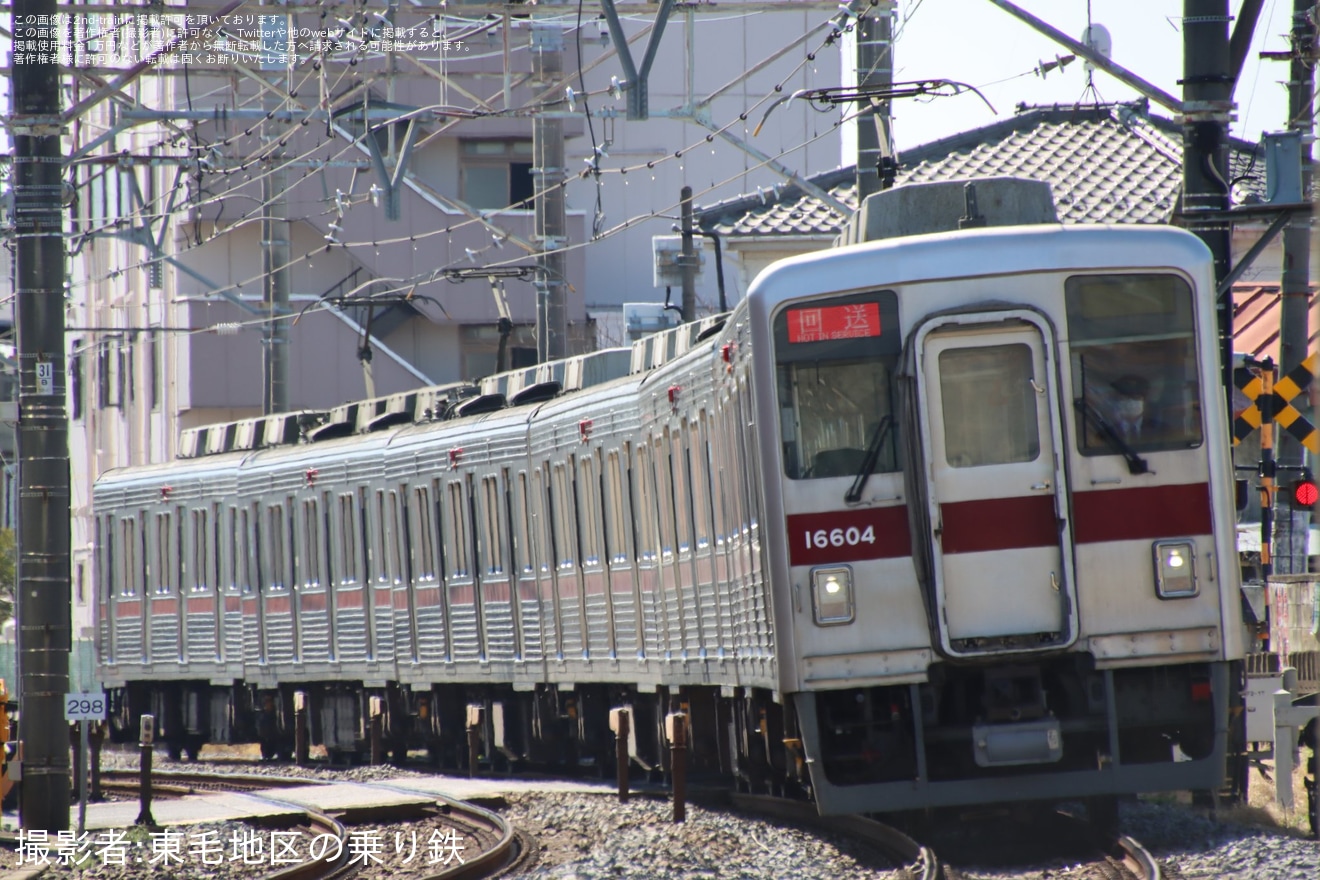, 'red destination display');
787,302,881,343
